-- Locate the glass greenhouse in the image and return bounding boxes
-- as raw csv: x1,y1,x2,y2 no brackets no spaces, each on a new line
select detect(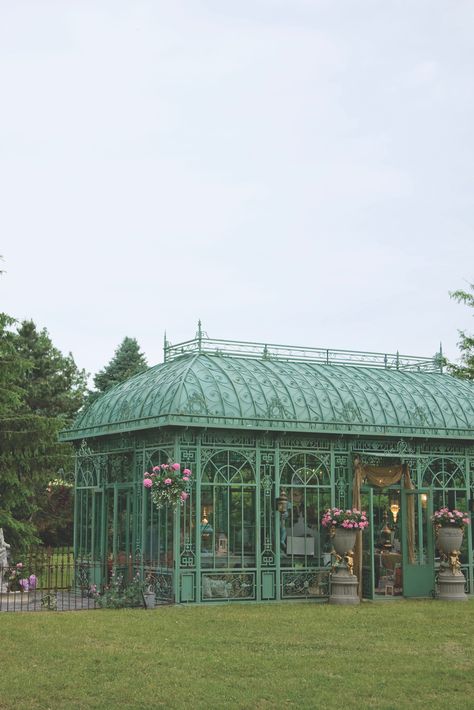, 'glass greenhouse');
60,329,474,602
